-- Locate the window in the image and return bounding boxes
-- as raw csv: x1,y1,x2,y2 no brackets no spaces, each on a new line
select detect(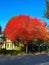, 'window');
7,44,9,48
10,43,13,48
